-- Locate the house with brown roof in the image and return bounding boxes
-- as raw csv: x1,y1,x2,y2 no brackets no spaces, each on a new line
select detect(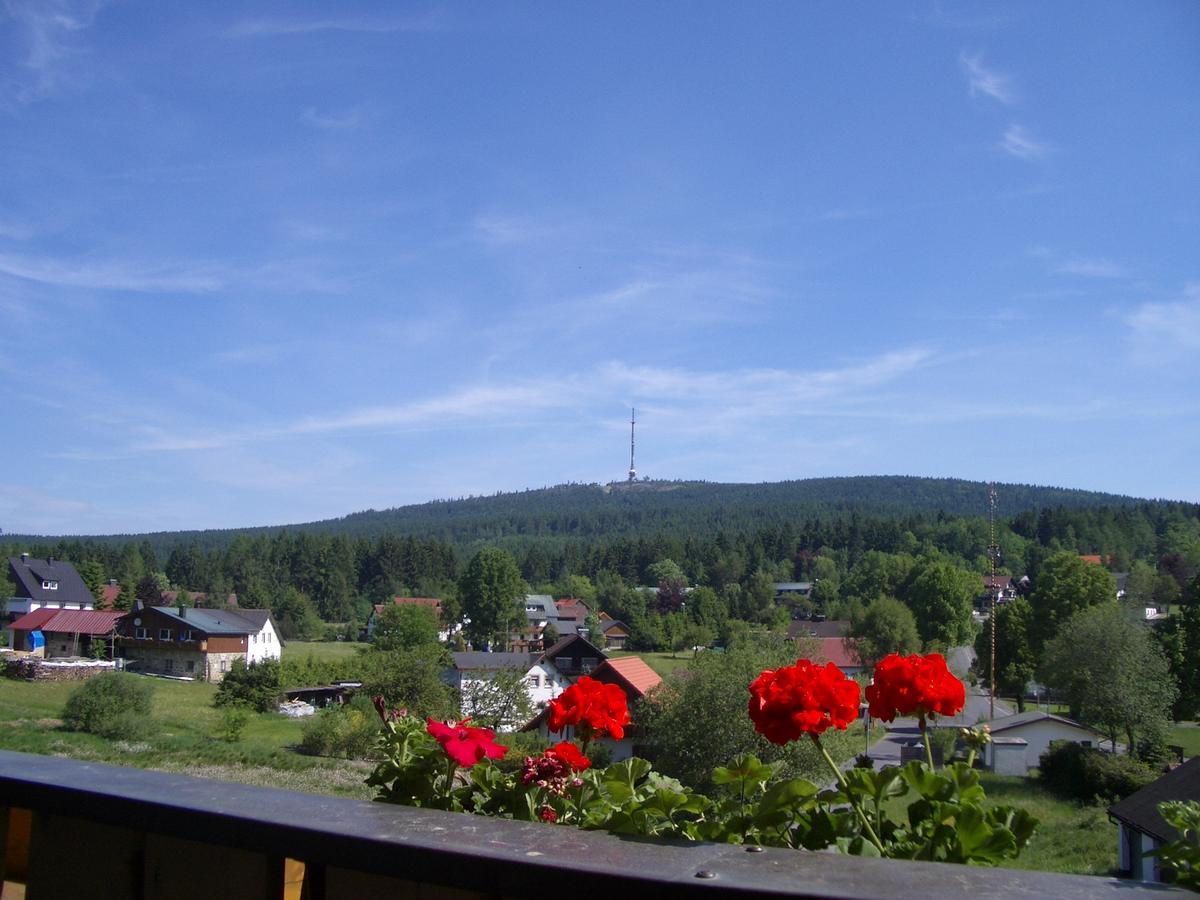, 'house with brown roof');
366,597,454,642
8,609,123,658
1109,756,1200,883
